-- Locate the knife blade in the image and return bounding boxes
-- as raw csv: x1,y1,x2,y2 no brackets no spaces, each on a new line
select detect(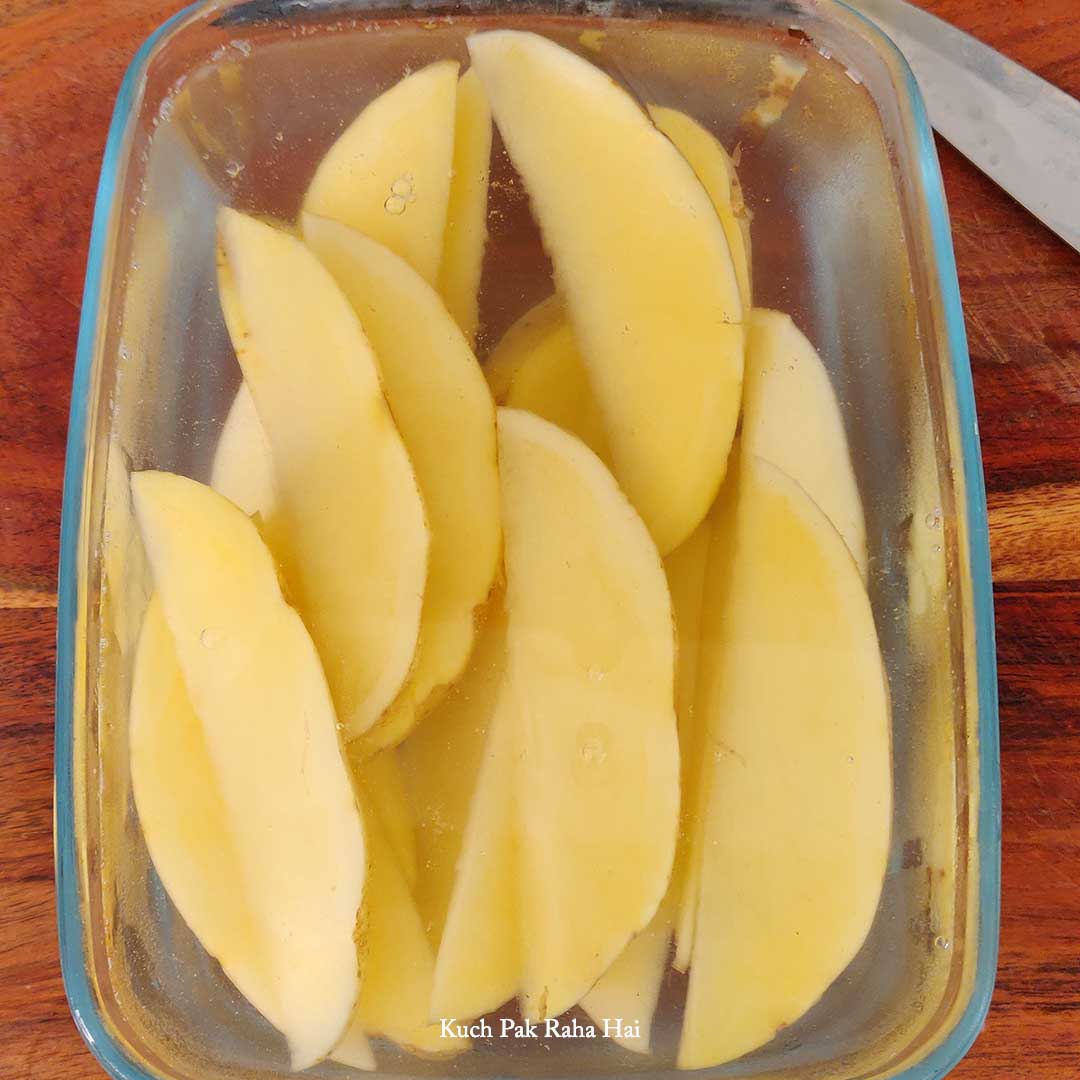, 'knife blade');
854,0,1080,253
